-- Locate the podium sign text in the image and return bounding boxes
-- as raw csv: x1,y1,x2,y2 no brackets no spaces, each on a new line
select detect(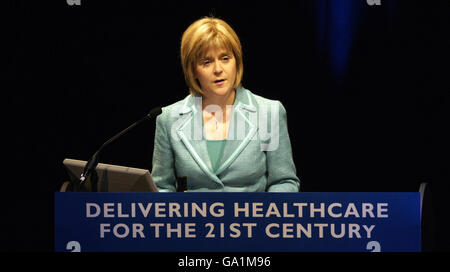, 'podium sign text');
54,192,420,252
